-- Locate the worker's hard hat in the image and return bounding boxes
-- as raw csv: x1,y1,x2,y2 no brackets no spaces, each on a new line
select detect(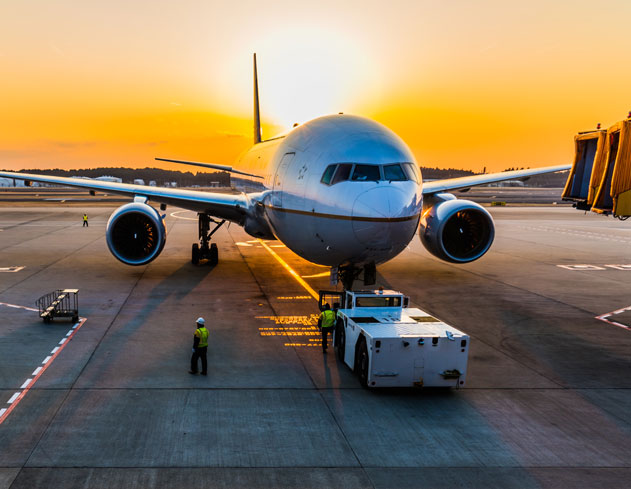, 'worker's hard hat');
196,317,205,325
